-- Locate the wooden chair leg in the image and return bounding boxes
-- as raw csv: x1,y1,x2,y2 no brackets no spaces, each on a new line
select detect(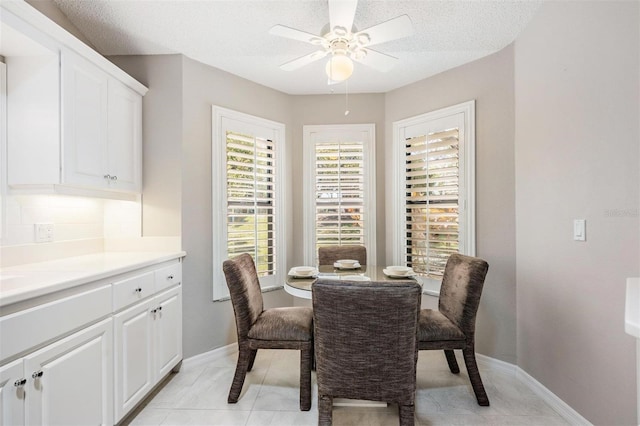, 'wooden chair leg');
318,395,333,426
299,346,312,411
444,349,460,374
462,347,490,406
247,349,258,372
399,403,415,426
228,345,251,403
